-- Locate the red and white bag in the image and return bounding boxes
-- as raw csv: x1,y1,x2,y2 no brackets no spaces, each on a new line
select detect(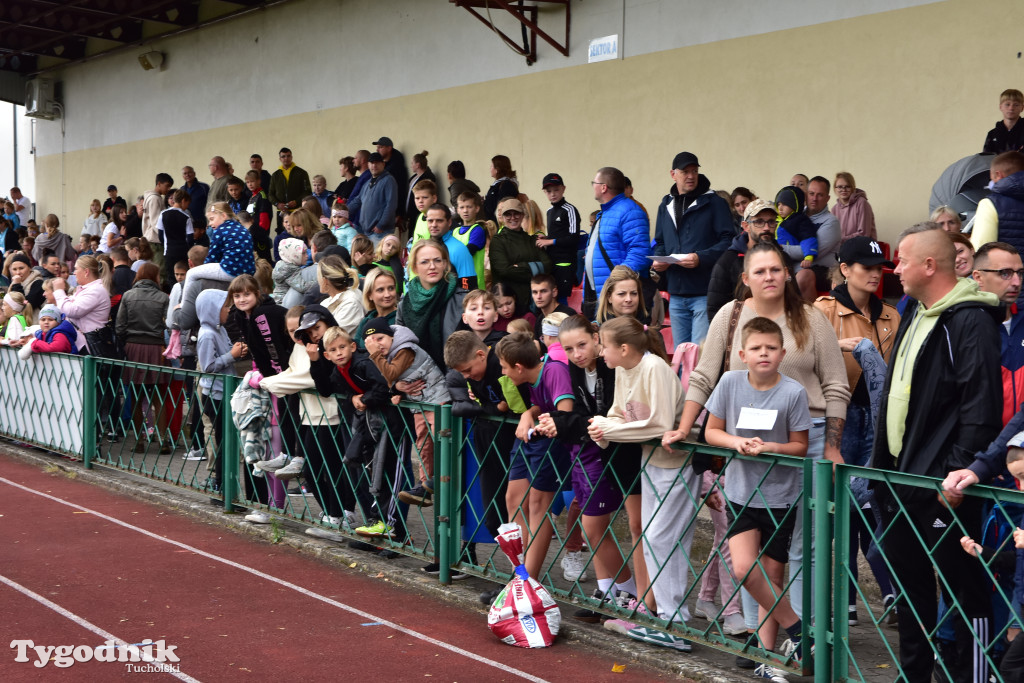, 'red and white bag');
487,523,561,648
